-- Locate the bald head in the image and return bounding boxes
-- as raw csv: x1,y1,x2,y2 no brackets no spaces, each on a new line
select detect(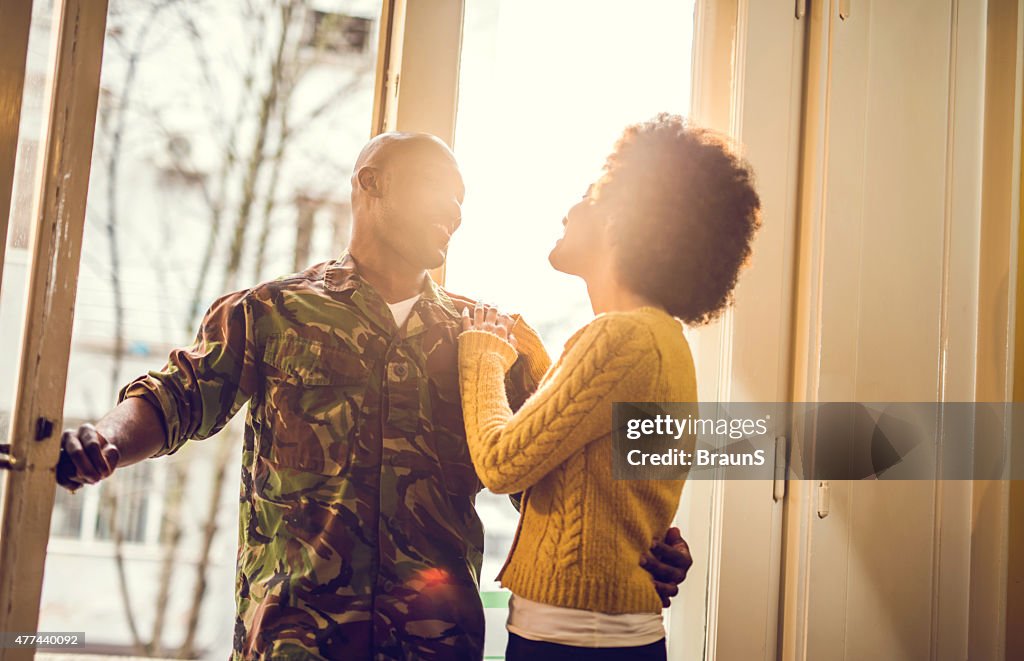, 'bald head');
353,131,456,174
348,132,465,271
